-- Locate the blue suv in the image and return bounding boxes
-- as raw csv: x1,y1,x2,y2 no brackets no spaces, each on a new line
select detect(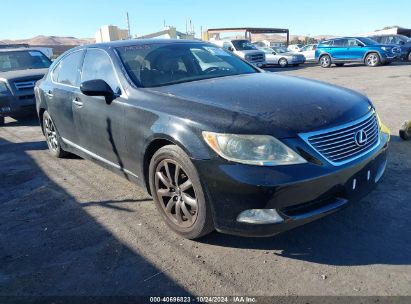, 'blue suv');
315,37,401,68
